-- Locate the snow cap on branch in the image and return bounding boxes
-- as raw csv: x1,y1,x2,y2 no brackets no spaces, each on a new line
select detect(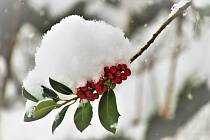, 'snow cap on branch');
23,15,132,98
169,0,191,18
